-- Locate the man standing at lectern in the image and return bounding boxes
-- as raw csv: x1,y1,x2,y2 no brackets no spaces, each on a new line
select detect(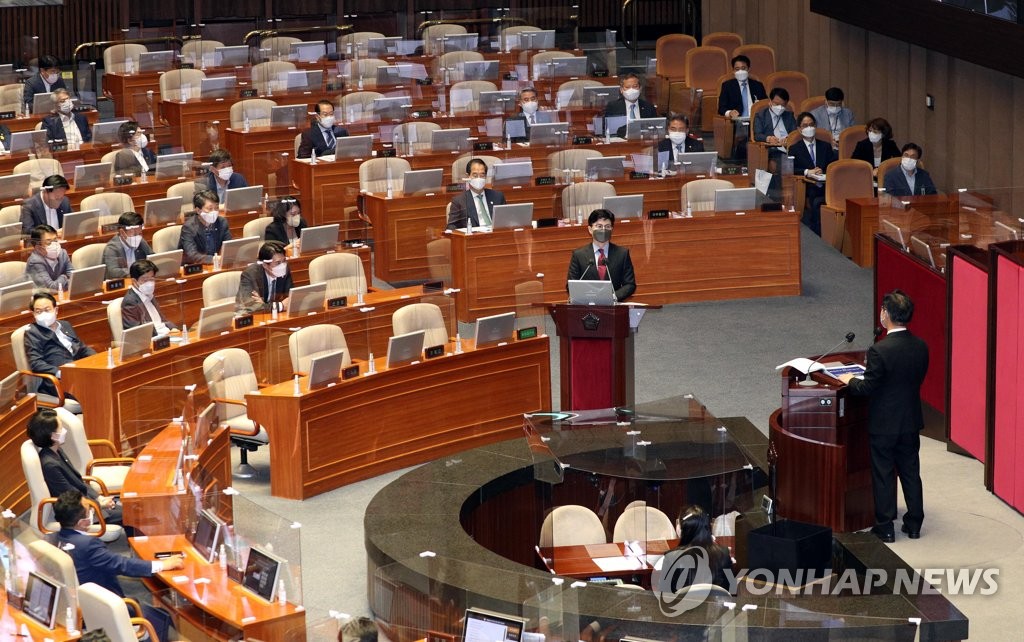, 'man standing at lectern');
839,290,929,543
566,209,636,302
